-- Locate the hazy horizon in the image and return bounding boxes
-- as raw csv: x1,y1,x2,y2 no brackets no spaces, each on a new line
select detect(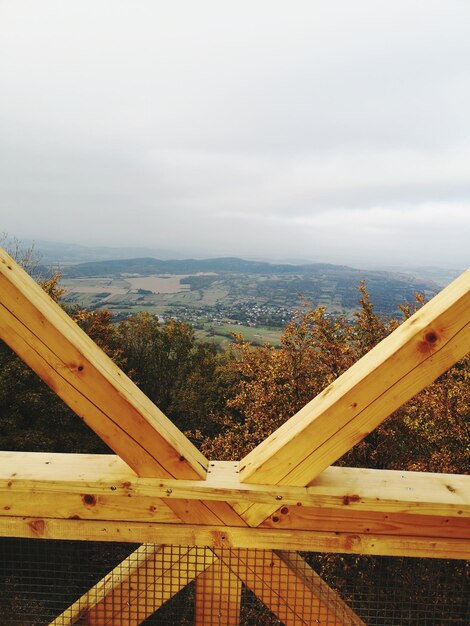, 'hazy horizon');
1,237,464,277
1,1,469,269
